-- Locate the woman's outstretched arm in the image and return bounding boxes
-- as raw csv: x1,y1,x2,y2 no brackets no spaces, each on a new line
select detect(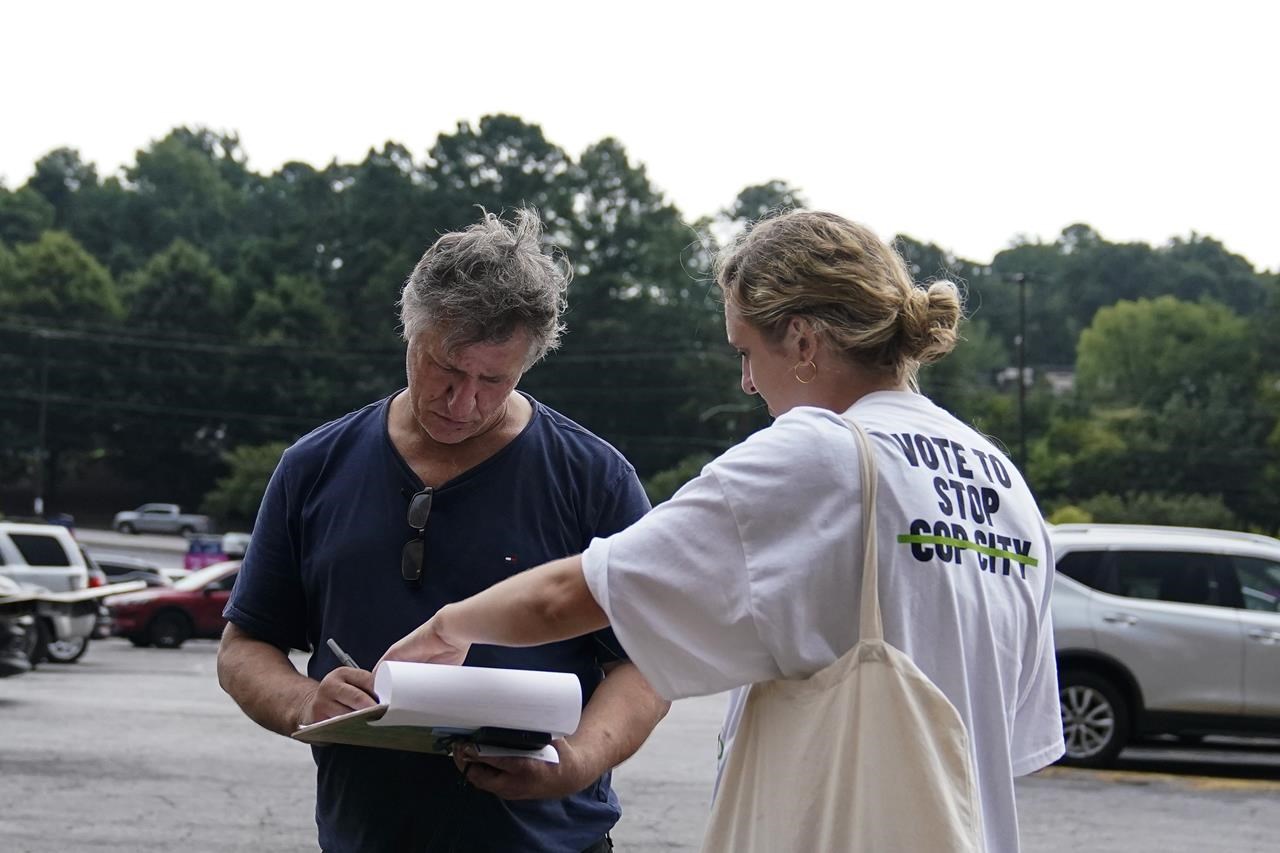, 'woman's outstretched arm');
380,555,605,666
